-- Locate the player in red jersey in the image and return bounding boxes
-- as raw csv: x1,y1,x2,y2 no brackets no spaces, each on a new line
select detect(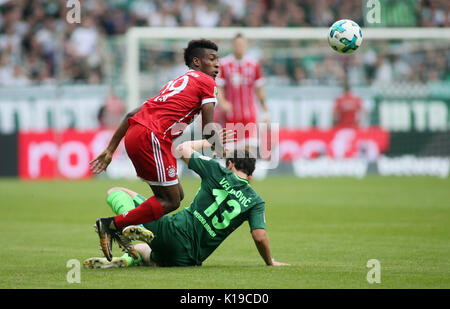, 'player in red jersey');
333,80,364,128
89,39,224,260
216,33,269,152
